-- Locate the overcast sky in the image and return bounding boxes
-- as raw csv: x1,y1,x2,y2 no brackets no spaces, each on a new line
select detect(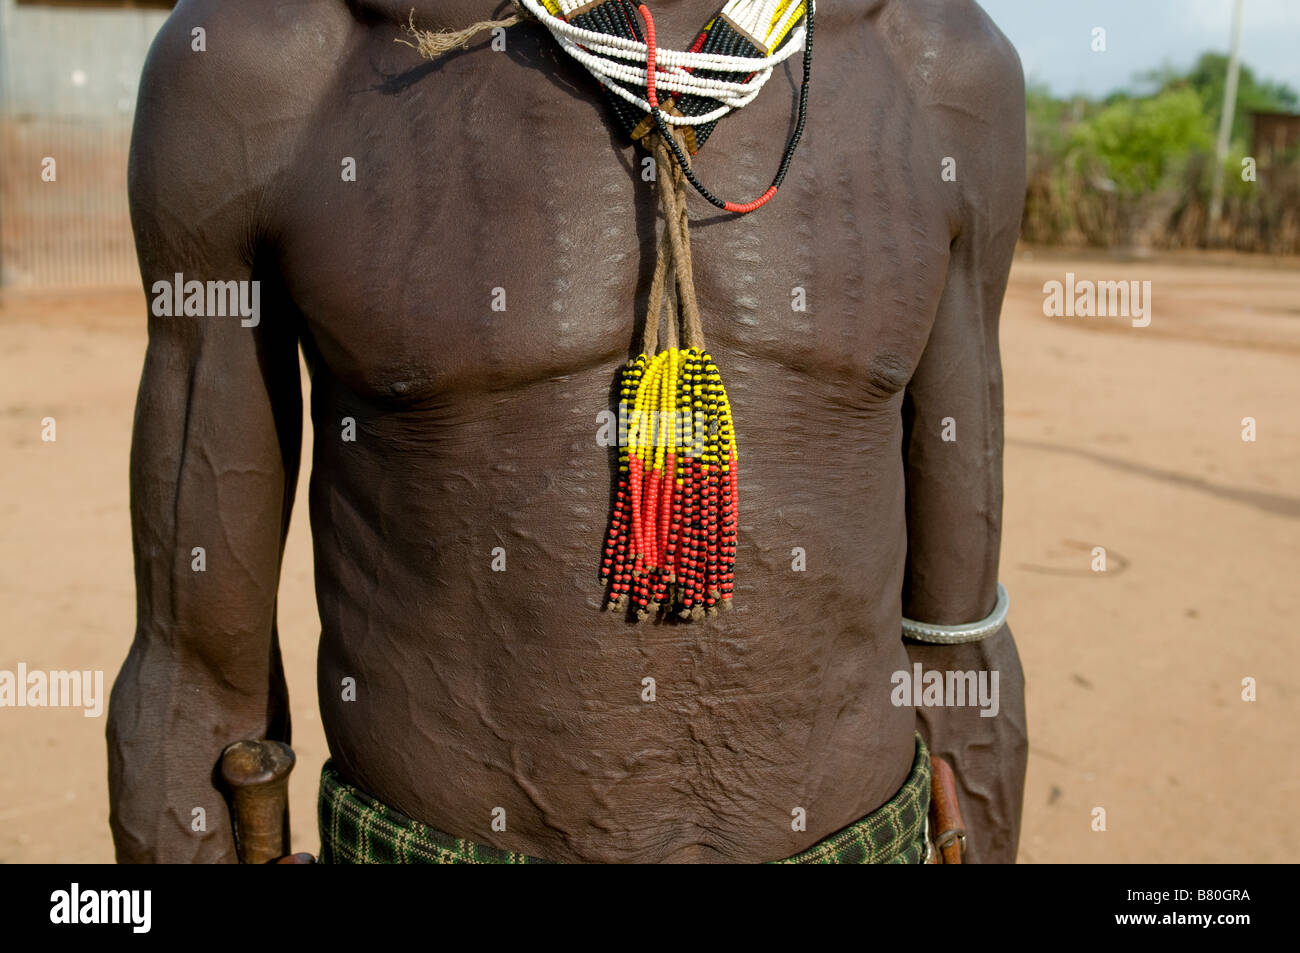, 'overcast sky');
978,0,1300,99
